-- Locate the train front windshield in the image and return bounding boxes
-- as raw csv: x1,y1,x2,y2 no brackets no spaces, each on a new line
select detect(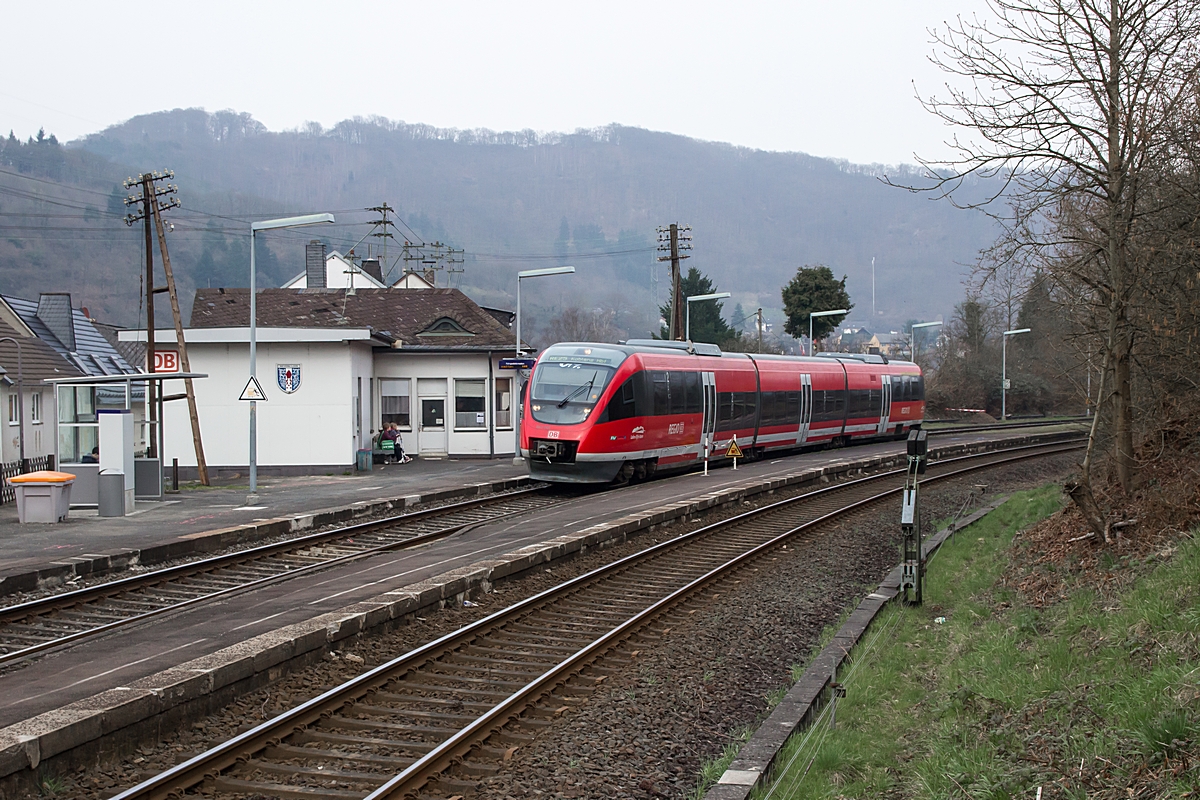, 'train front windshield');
529,345,626,425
